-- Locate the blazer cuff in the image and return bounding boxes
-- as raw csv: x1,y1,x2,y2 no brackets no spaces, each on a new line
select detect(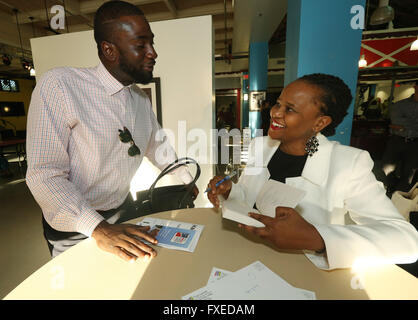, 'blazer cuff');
304,250,330,270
